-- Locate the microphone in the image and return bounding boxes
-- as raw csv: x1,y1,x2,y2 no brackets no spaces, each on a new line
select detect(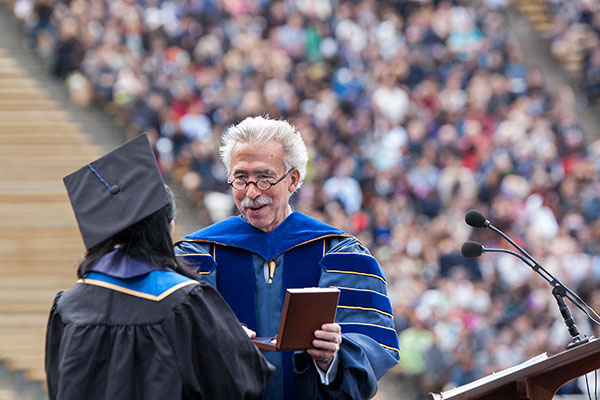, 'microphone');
464,209,538,268
465,210,490,229
461,241,483,258
461,241,535,267
463,210,592,349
